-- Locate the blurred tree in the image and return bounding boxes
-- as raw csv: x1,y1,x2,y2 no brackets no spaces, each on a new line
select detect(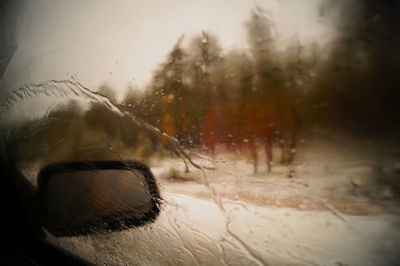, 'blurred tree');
310,0,400,134
98,83,117,104
142,36,189,144
245,8,300,166
122,85,142,107
187,31,225,151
